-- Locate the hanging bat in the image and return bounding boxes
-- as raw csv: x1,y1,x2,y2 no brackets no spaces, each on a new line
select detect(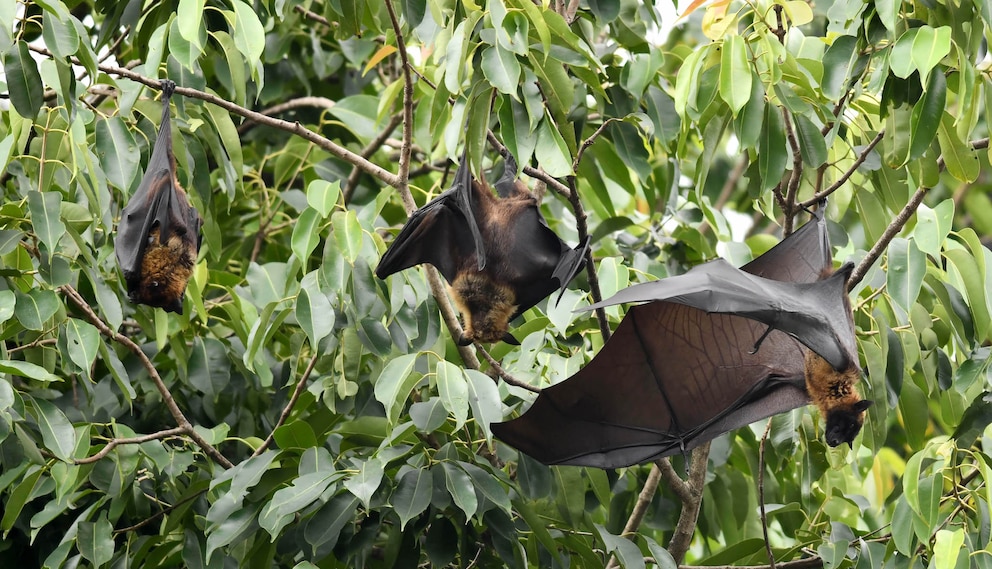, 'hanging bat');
115,79,203,314
375,148,590,345
492,208,871,468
